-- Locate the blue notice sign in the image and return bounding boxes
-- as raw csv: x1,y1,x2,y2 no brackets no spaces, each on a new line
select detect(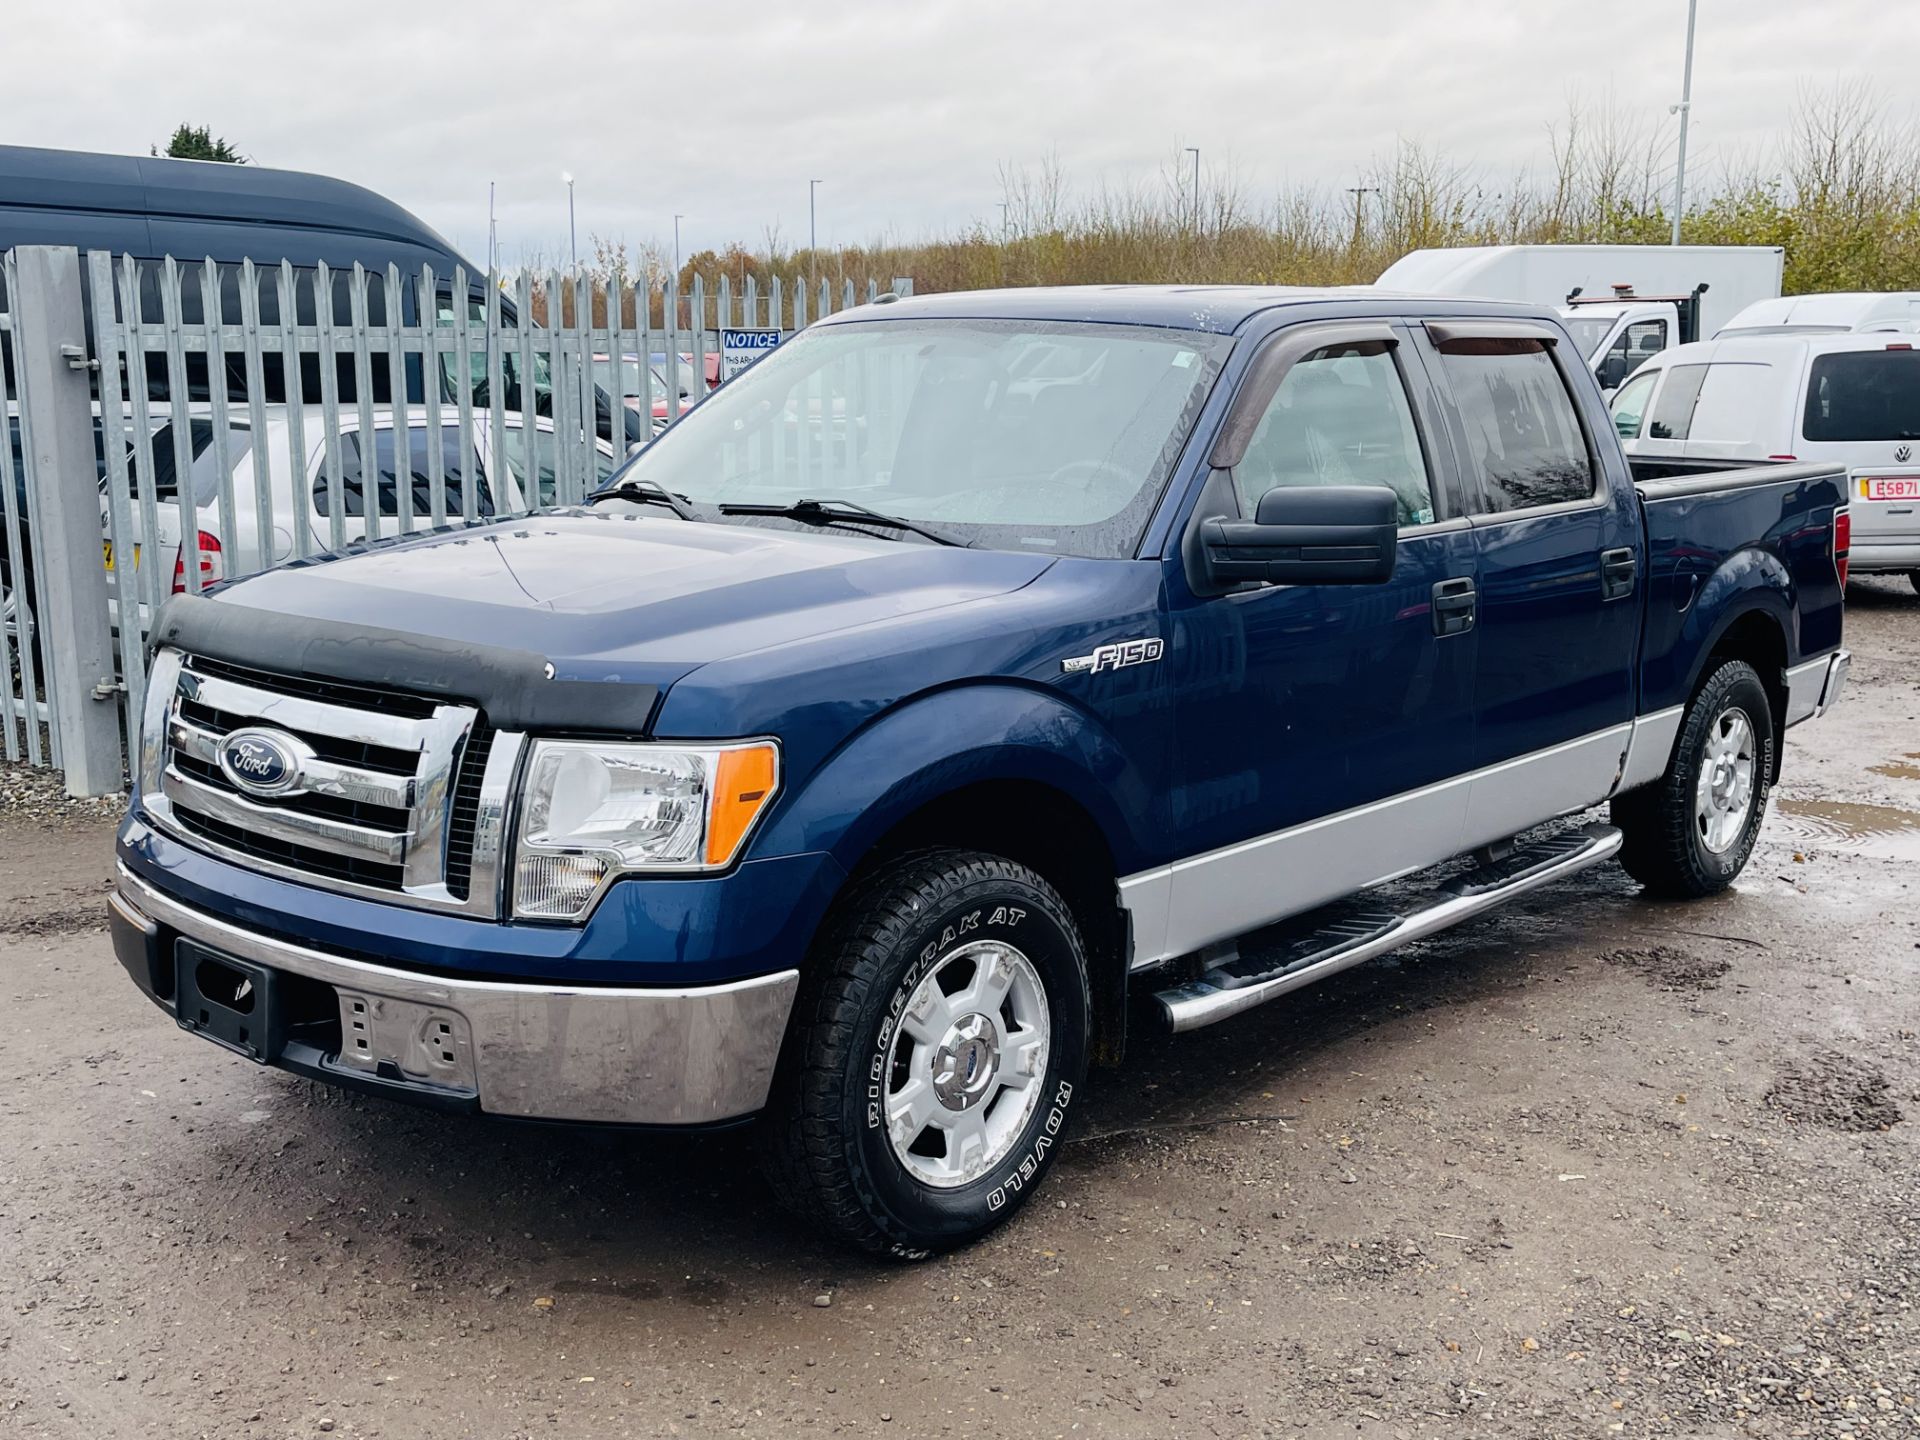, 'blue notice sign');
721,327,782,380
